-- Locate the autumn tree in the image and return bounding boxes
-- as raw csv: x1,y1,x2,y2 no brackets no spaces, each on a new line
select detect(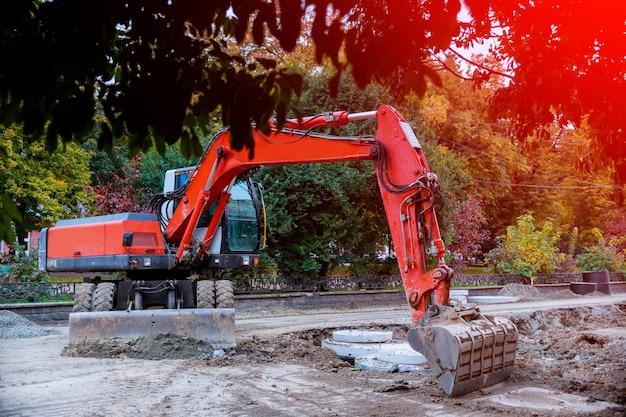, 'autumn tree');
465,0,626,181
576,228,625,273
0,127,94,242
600,207,626,253
467,121,621,248
447,190,490,269
407,60,524,238
487,213,562,278
80,135,153,215
87,155,148,215
419,57,623,253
